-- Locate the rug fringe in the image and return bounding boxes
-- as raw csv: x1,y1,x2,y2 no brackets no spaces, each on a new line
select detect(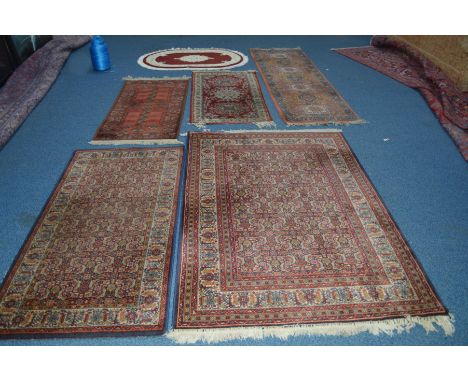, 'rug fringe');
331,46,372,51
217,128,343,133
122,76,190,81
181,128,343,135
188,122,209,130
285,119,366,127
254,121,277,129
88,139,183,145
166,314,455,344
